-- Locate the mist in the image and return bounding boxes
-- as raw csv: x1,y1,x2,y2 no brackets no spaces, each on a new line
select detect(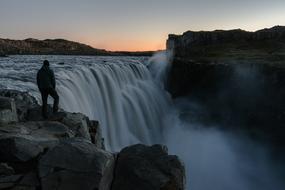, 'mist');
163,98,285,190
147,52,285,190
